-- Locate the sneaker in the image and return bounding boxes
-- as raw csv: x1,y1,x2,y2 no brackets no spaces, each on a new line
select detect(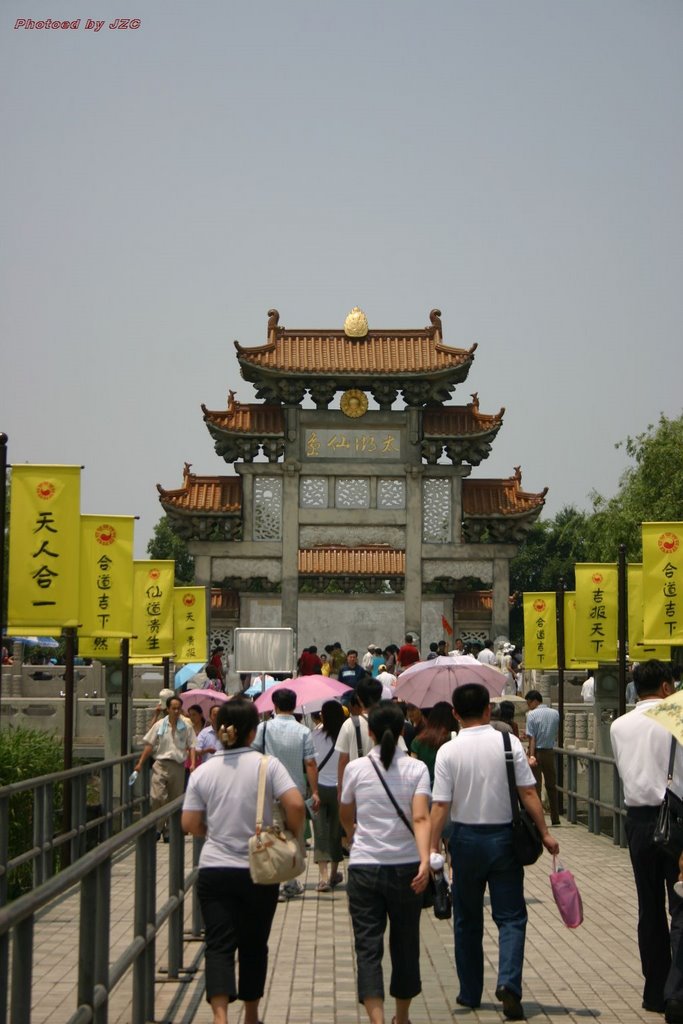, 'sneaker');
495,986,525,1020
283,879,305,898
